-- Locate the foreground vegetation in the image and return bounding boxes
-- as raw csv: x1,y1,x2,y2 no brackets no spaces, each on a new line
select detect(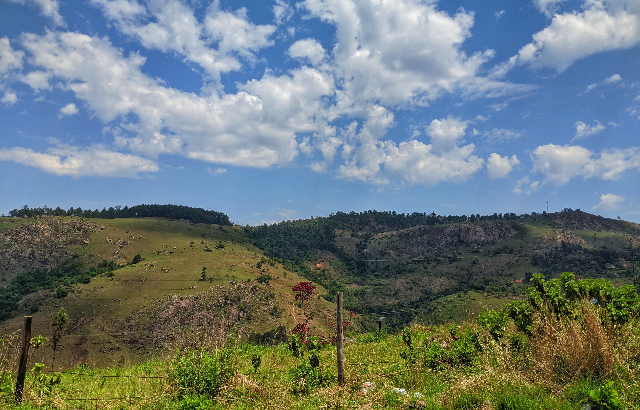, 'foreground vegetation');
1,273,639,409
